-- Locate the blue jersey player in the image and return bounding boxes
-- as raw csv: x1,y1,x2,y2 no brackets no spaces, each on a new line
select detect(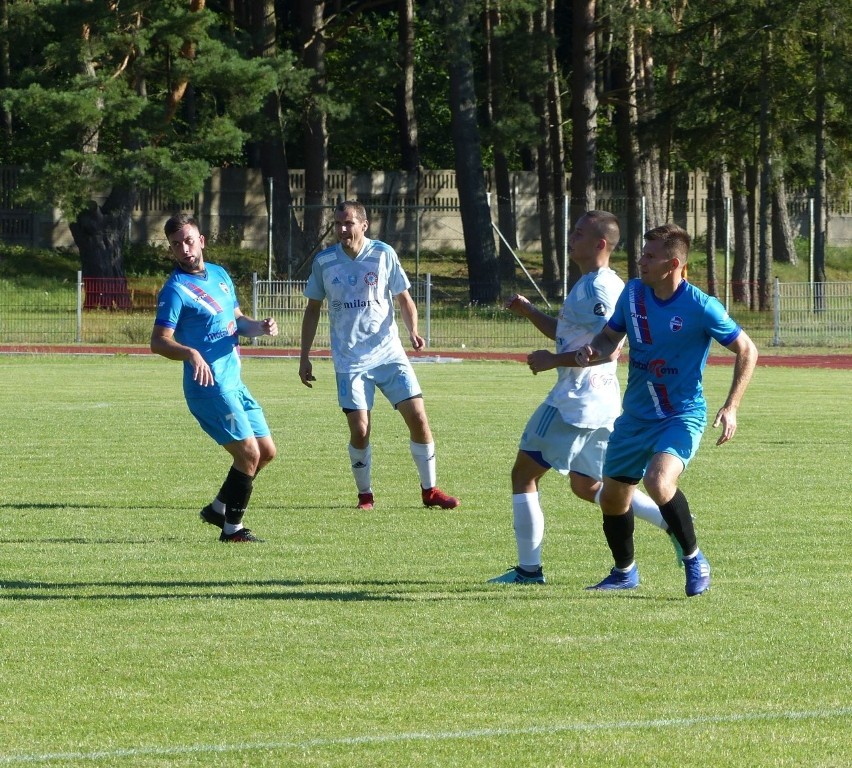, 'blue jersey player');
577,223,758,596
151,214,279,542
299,201,459,512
